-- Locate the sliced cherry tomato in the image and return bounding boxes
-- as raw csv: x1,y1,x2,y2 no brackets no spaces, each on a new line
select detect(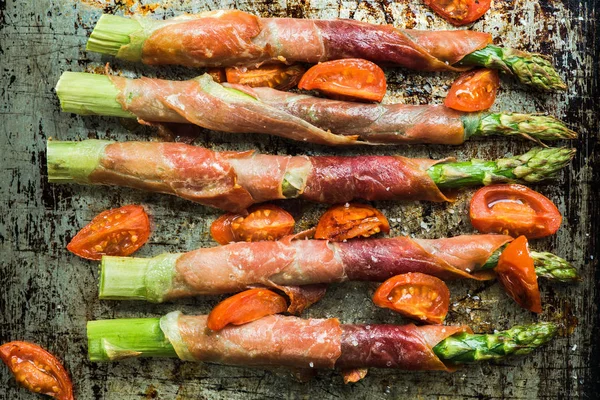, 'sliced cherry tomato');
372,273,450,324
0,342,74,400
424,0,492,26
314,203,390,241
444,68,499,112
470,184,562,239
67,205,151,260
341,368,368,384
207,68,226,83
207,288,288,331
225,64,306,91
298,59,387,102
210,204,295,245
496,236,542,313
